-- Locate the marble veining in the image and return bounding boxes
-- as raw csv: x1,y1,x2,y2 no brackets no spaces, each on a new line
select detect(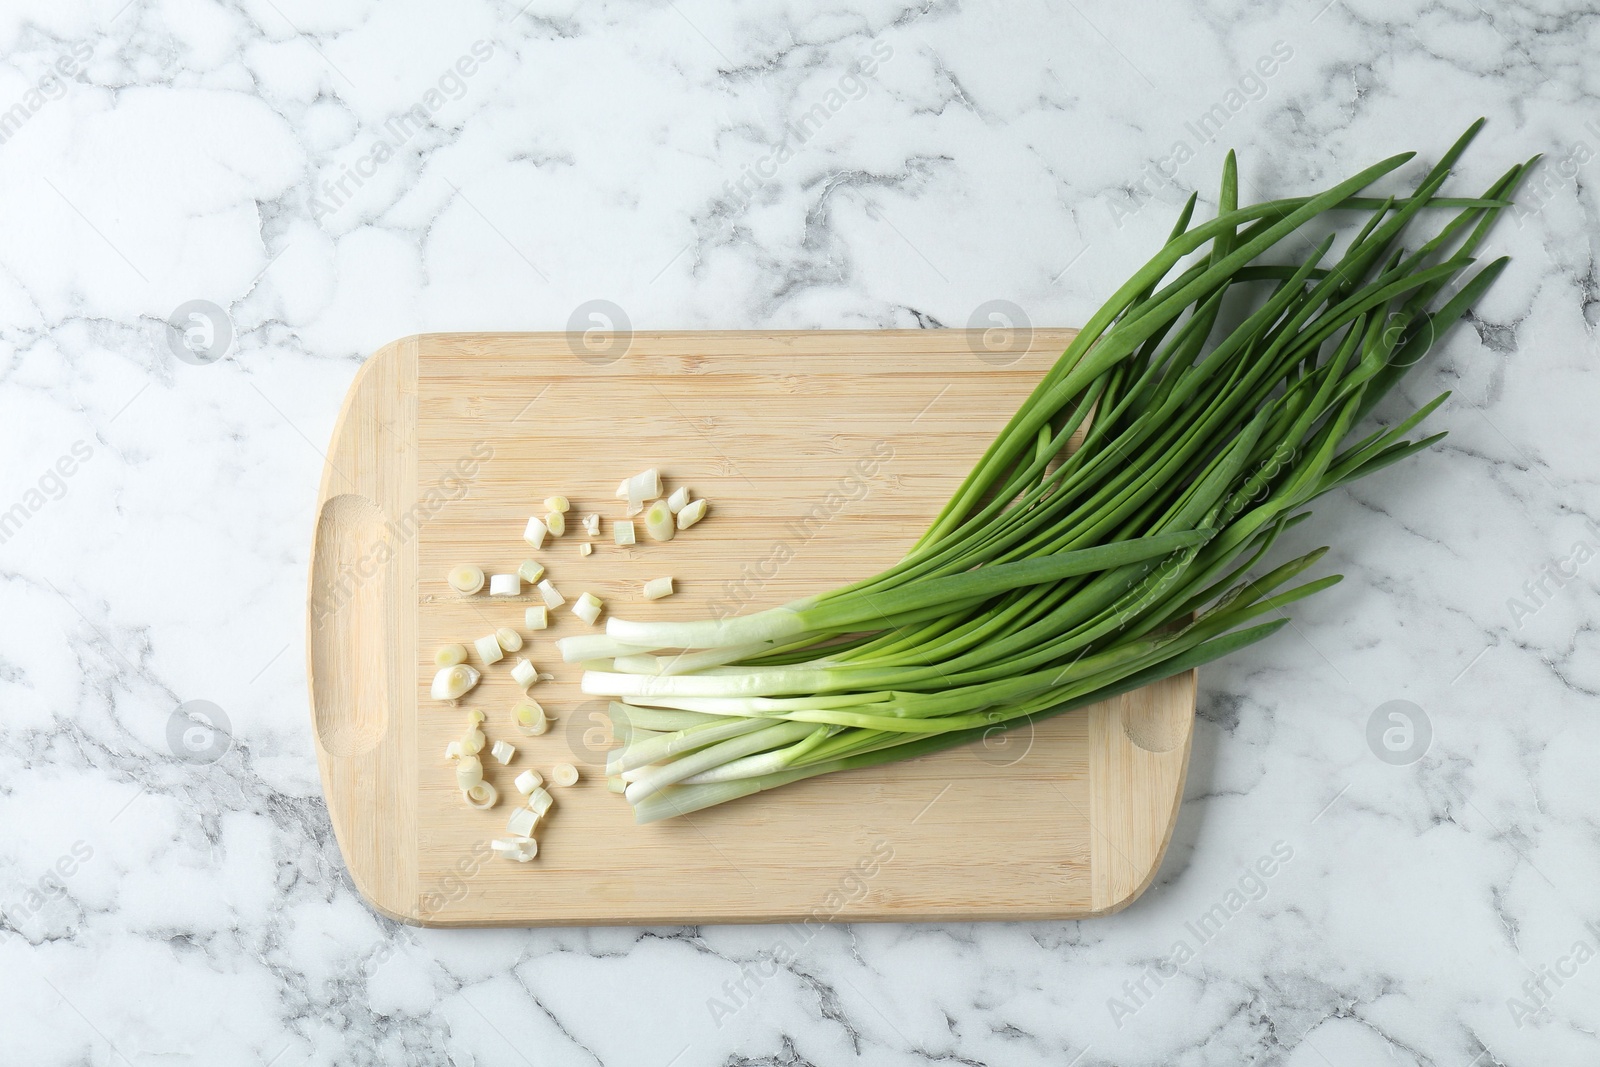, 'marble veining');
0,0,1597,1063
